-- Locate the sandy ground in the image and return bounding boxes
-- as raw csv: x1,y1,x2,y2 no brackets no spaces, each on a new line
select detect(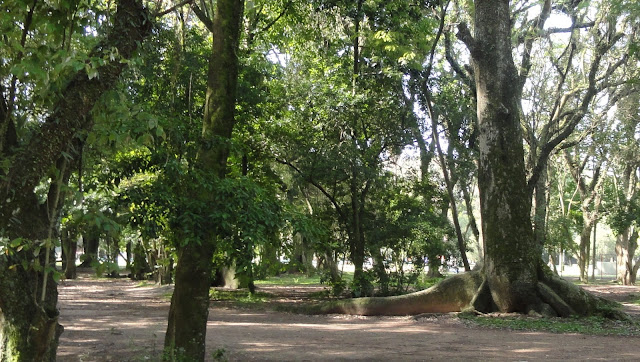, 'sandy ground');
56,273,640,361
